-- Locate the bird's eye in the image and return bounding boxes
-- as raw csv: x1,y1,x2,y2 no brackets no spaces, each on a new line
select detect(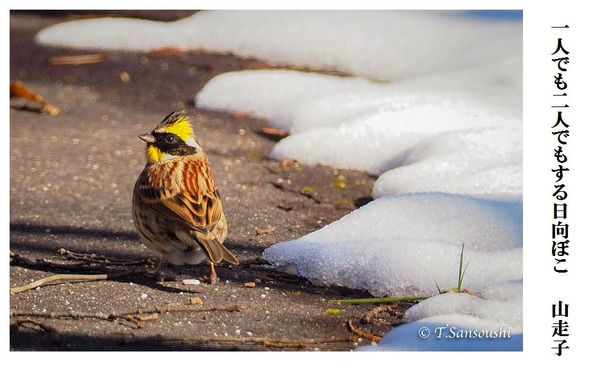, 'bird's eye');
165,135,177,144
